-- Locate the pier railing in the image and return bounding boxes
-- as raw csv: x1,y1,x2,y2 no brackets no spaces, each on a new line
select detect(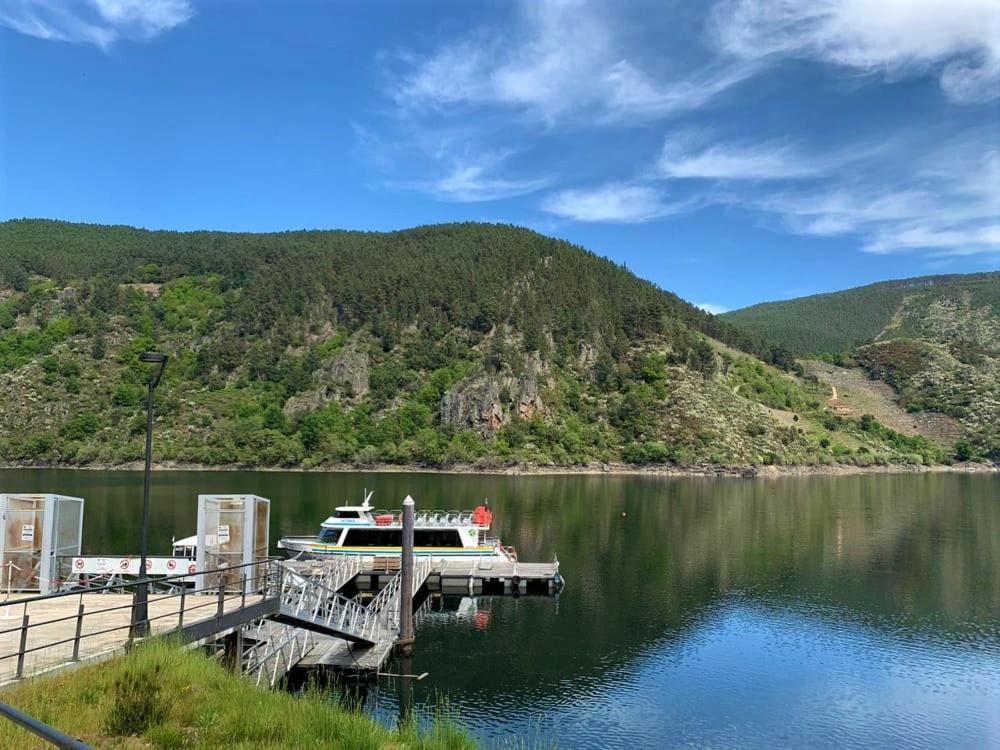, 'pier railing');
0,558,280,687
367,555,432,635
